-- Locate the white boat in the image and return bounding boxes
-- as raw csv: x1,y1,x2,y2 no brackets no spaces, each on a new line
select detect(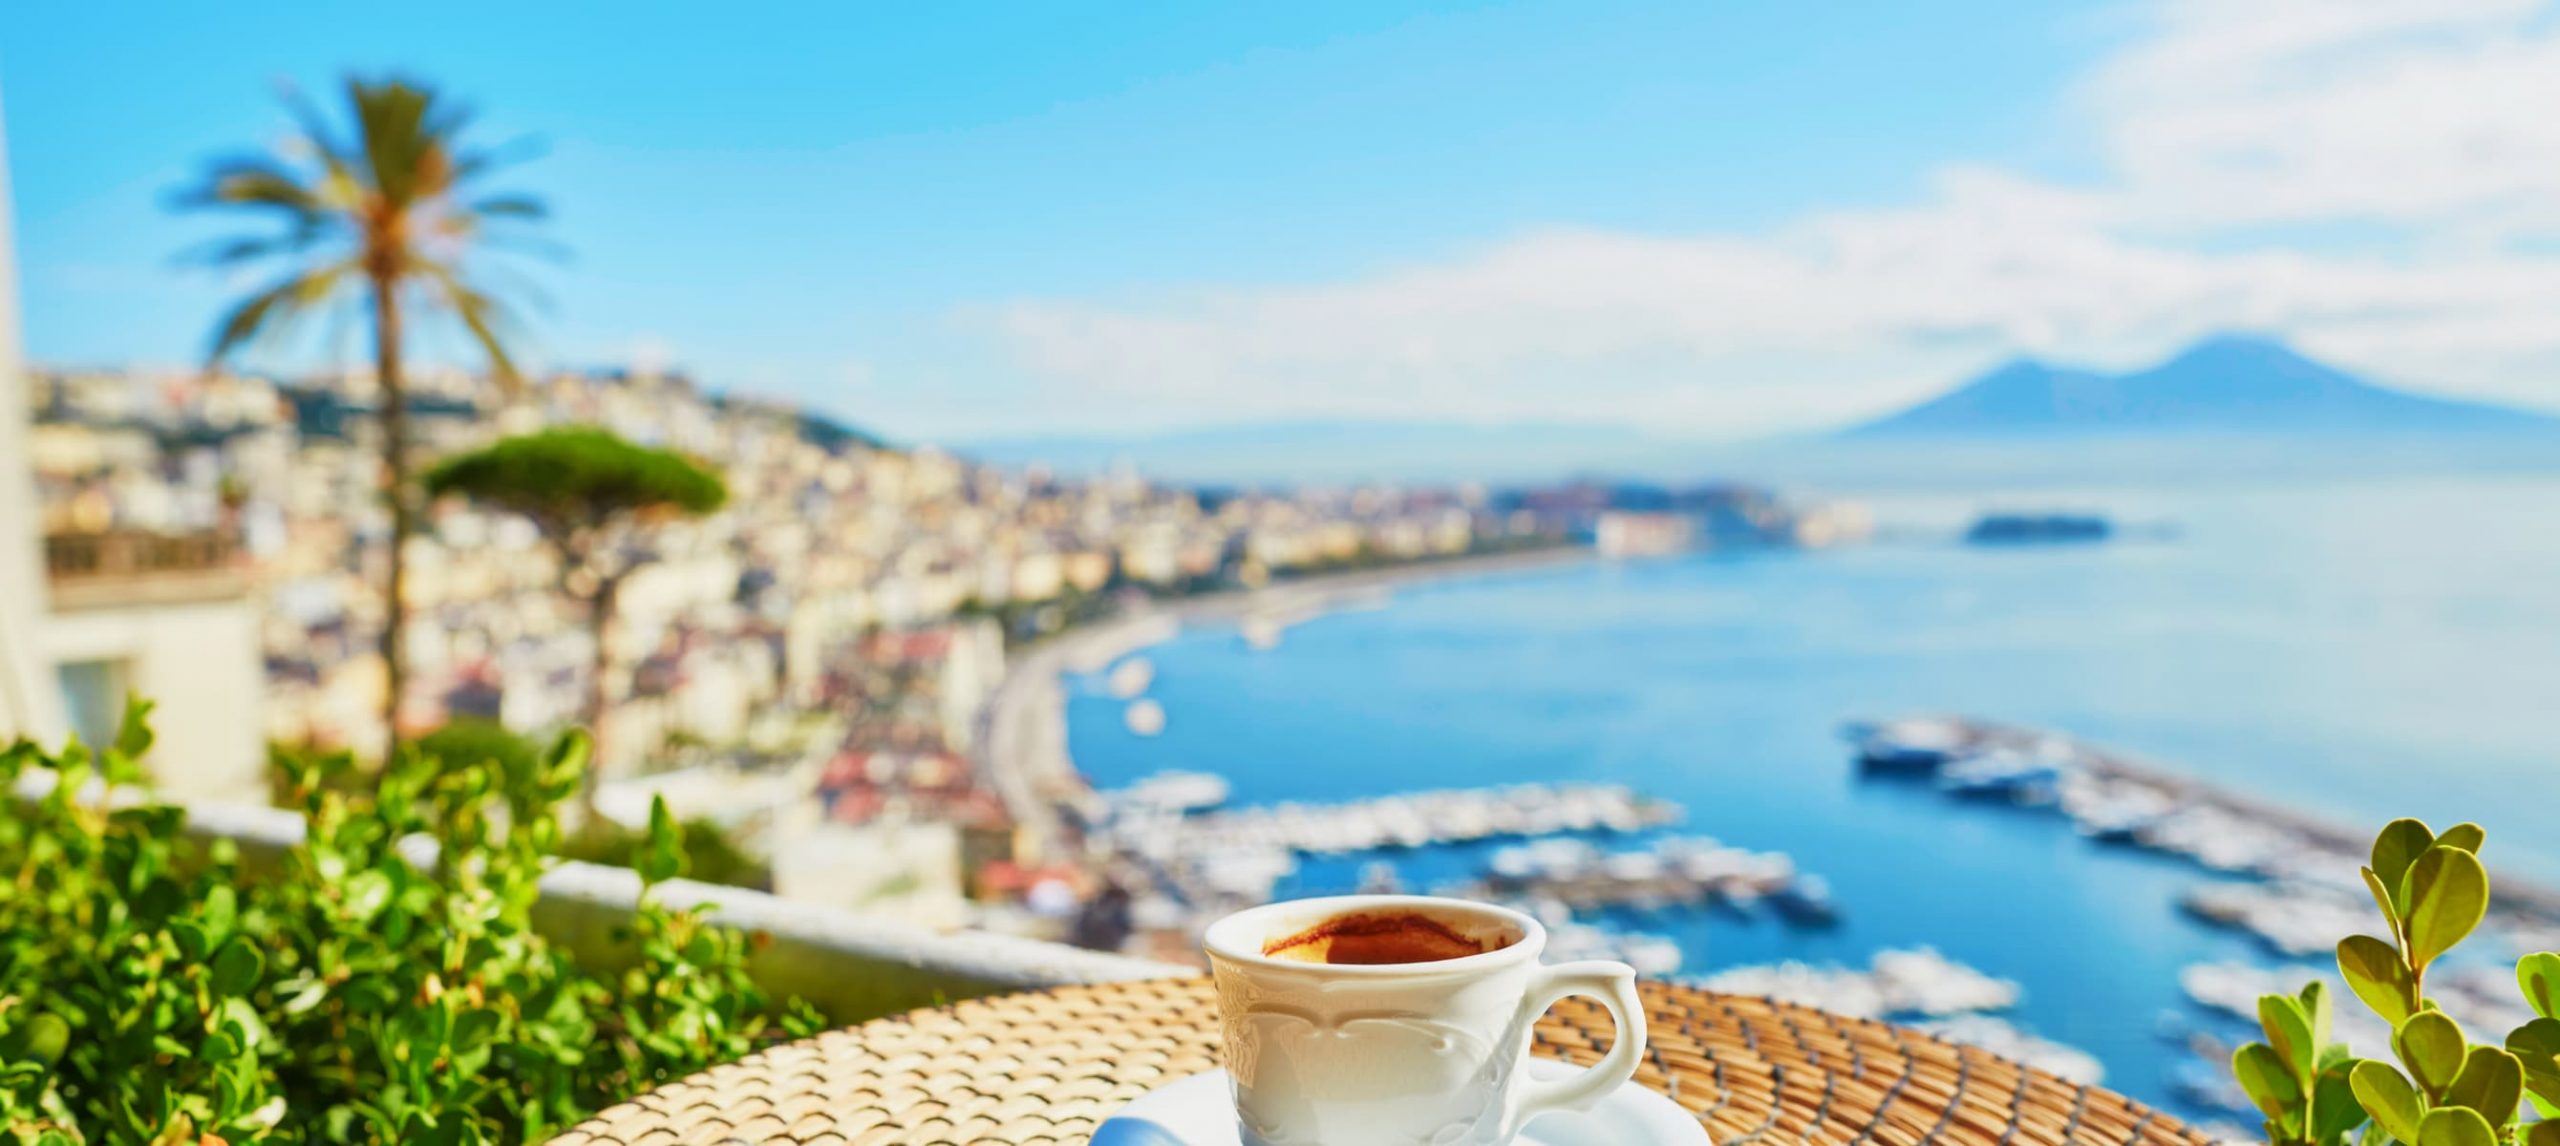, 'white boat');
1851,718,1972,772
1602,851,1665,882
1105,657,1155,699
1241,617,1282,650
1124,699,1166,736
1117,770,1229,812
1936,748,2062,799
1872,947,2020,1015
1622,935,1685,977
1771,875,1839,925
2066,783,2173,841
